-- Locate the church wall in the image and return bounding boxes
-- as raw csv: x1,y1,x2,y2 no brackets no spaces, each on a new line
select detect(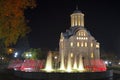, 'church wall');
59,9,101,69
